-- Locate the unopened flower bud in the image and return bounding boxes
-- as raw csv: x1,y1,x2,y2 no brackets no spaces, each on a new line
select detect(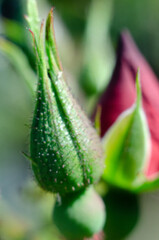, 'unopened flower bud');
102,72,151,189
94,31,159,180
27,5,104,195
53,187,106,240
